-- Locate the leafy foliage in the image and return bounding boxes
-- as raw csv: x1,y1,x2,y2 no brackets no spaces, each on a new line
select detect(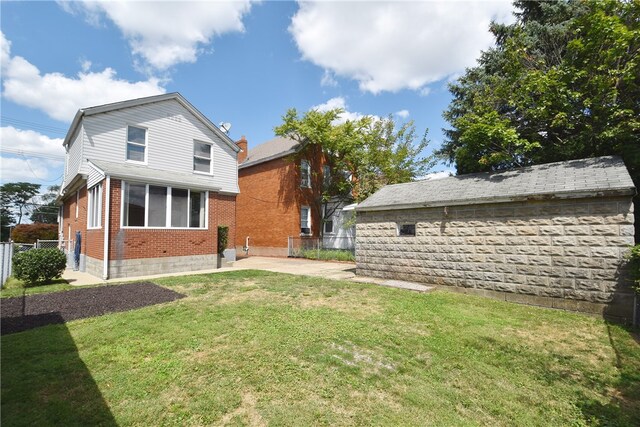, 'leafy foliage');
11,223,58,243
275,108,434,235
12,248,67,286
217,225,229,254
627,244,640,294
440,0,640,178
0,182,40,225
30,185,60,224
